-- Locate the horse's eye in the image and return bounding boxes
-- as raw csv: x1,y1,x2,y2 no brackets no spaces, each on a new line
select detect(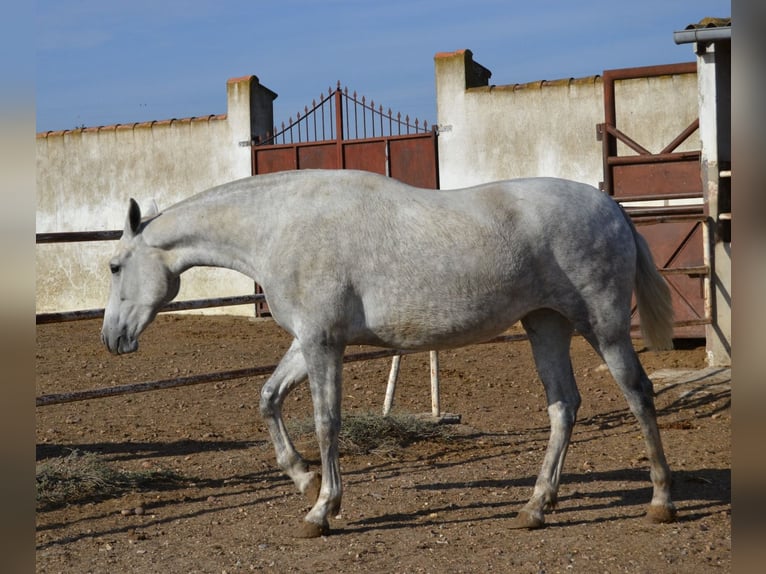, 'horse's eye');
110,263,121,275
